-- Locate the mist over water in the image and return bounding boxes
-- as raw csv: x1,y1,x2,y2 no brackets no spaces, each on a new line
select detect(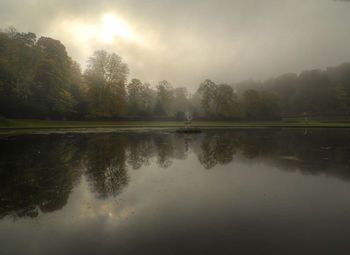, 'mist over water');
2,1,350,254
1,129,350,254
